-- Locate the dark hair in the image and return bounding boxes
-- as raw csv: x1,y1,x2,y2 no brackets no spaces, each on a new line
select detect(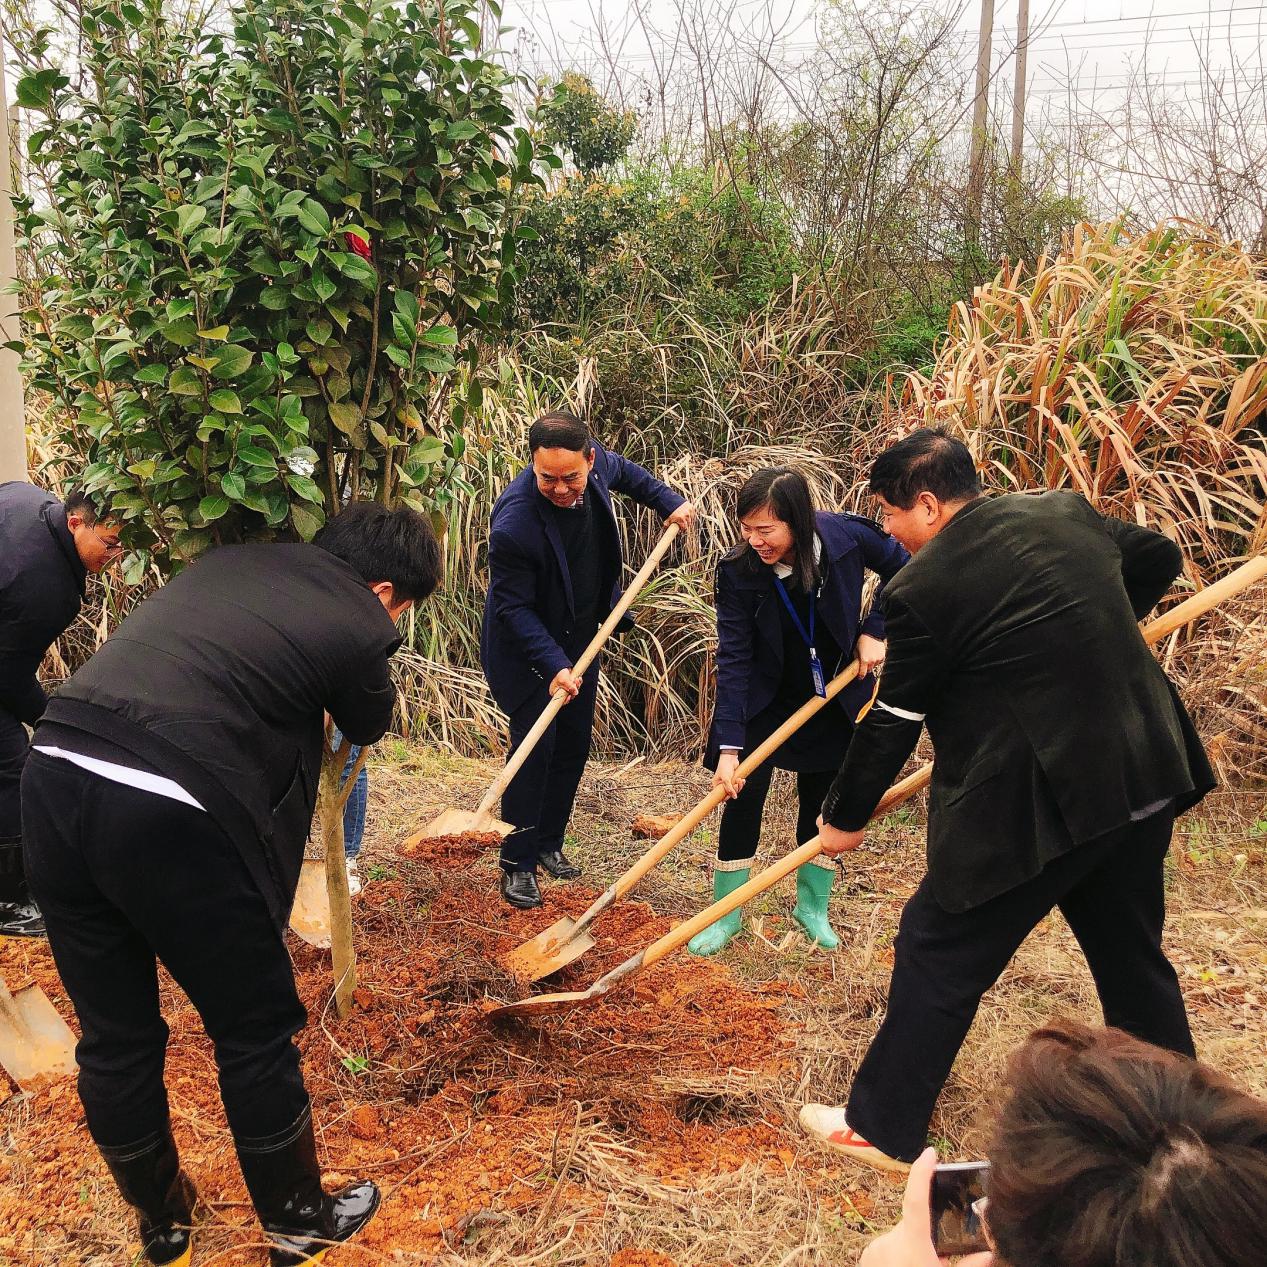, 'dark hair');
63,489,99,524
868,427,981,509
312,502,442,604
986,1021,1267,1267
730,467,820,592
528,410,592,456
